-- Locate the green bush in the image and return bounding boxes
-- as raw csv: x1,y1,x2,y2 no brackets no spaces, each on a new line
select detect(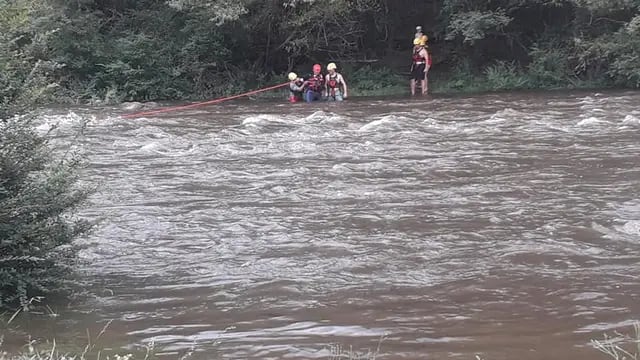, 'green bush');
605,16,640,87
349,65,406,96
483,60,529,90
0,118,92,309
431,59,486,94
0,0,93,312
526,45,573,88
